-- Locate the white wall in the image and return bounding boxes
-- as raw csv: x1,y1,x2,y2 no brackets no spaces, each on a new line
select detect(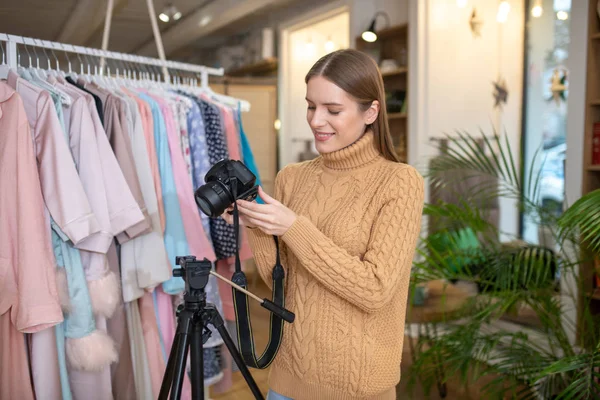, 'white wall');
409,0,525,240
